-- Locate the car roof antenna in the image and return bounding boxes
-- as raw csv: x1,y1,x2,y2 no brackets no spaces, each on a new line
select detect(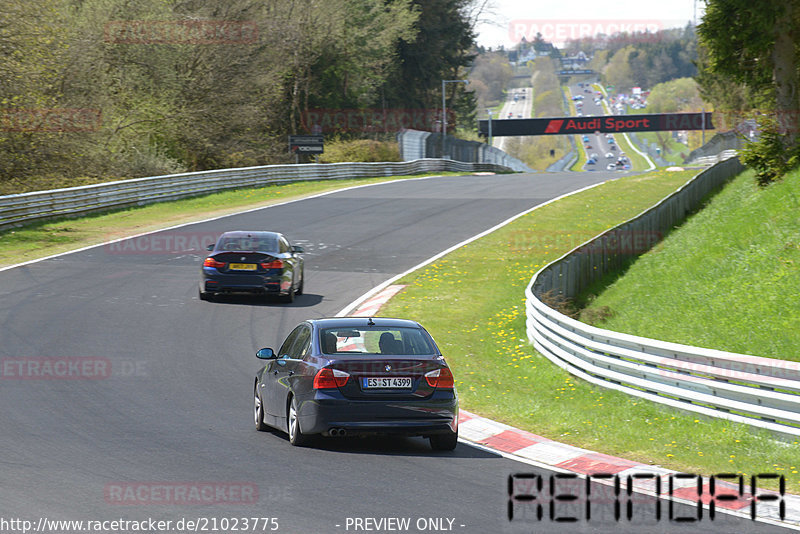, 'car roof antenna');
367,317,375,326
